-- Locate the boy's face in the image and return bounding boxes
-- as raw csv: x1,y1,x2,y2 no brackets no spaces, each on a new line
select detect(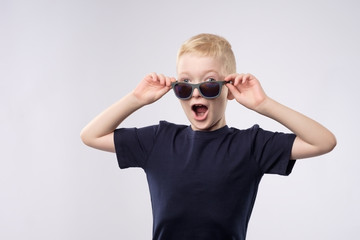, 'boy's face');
176,53,230,131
